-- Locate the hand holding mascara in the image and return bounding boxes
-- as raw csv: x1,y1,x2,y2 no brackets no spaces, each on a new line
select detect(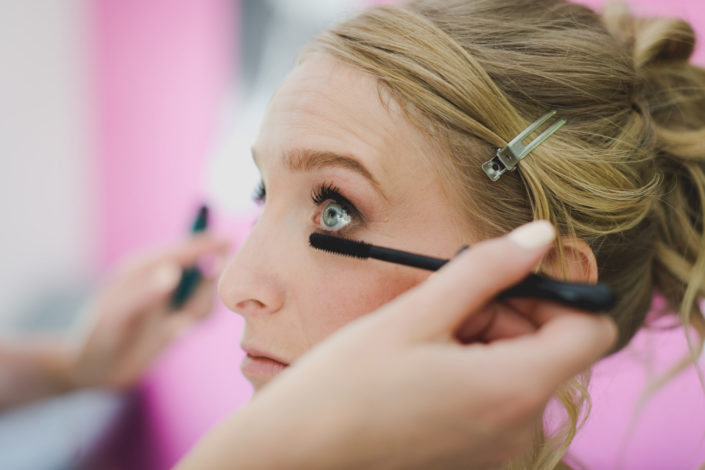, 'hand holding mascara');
309,230,616,312
8,211,230,406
